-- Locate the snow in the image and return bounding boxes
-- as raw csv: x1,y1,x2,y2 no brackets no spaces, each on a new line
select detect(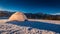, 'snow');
28,19,60,24
0,24,59,34
50,13,60,15
0,19,60,34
